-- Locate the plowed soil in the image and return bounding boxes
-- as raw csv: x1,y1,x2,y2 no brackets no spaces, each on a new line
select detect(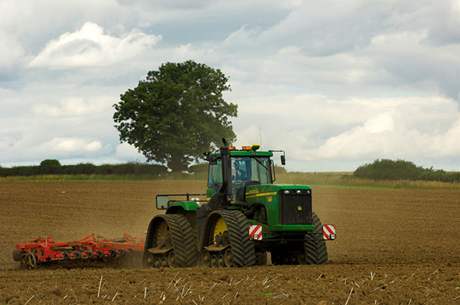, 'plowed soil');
0,180,459,305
